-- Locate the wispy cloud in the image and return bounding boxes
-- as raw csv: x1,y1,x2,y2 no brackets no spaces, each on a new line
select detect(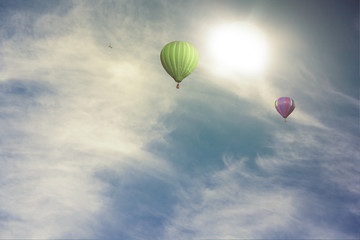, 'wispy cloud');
164,120,360,239
0,1,177,238
162,9,359,239
0,1,358,239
